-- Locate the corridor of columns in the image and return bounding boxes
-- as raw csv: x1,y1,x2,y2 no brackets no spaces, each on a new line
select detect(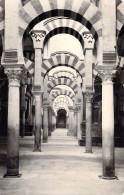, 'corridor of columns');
0,0,124,194
0,127,124,195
